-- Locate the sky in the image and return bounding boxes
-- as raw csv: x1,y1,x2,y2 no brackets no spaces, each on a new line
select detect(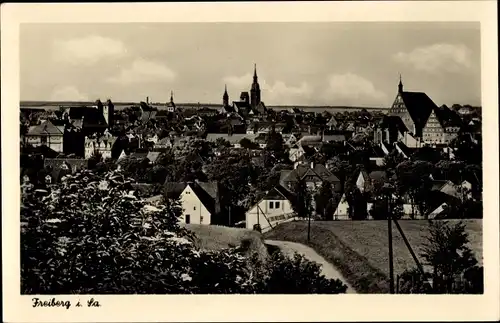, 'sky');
20,22,481,107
